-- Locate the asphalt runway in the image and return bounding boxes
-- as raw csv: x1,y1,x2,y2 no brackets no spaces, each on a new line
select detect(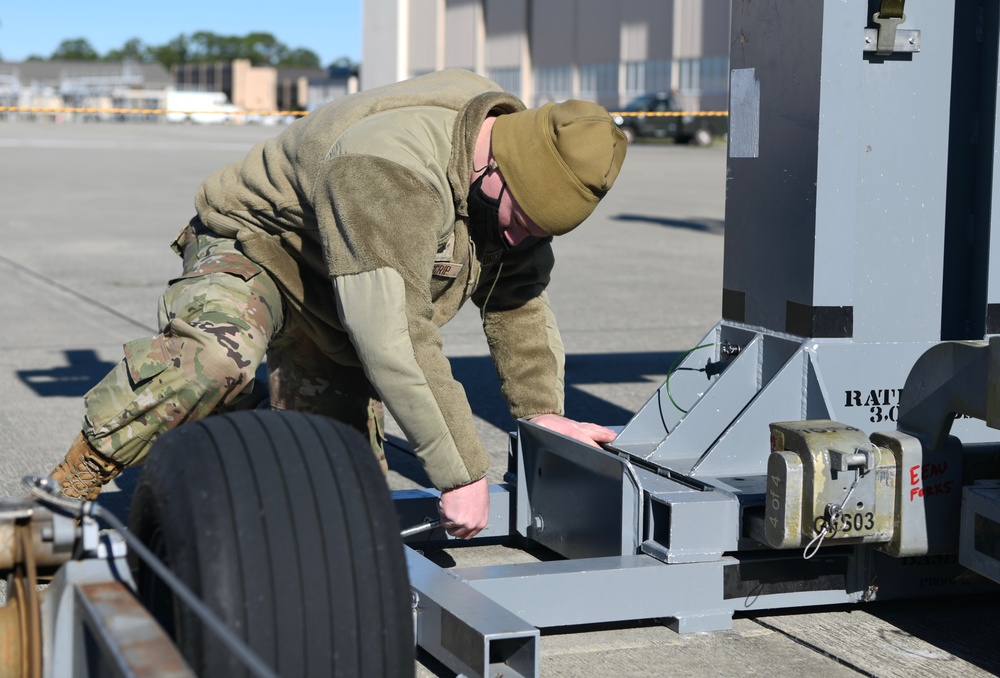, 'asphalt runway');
0,120,997,677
